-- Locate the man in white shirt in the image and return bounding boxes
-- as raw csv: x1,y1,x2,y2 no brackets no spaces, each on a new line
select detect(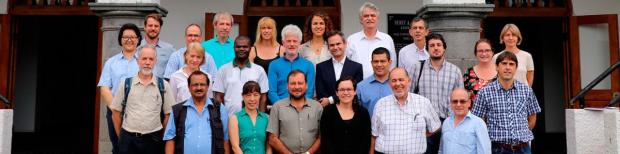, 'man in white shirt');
347,2,396,78
398,18,429,70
